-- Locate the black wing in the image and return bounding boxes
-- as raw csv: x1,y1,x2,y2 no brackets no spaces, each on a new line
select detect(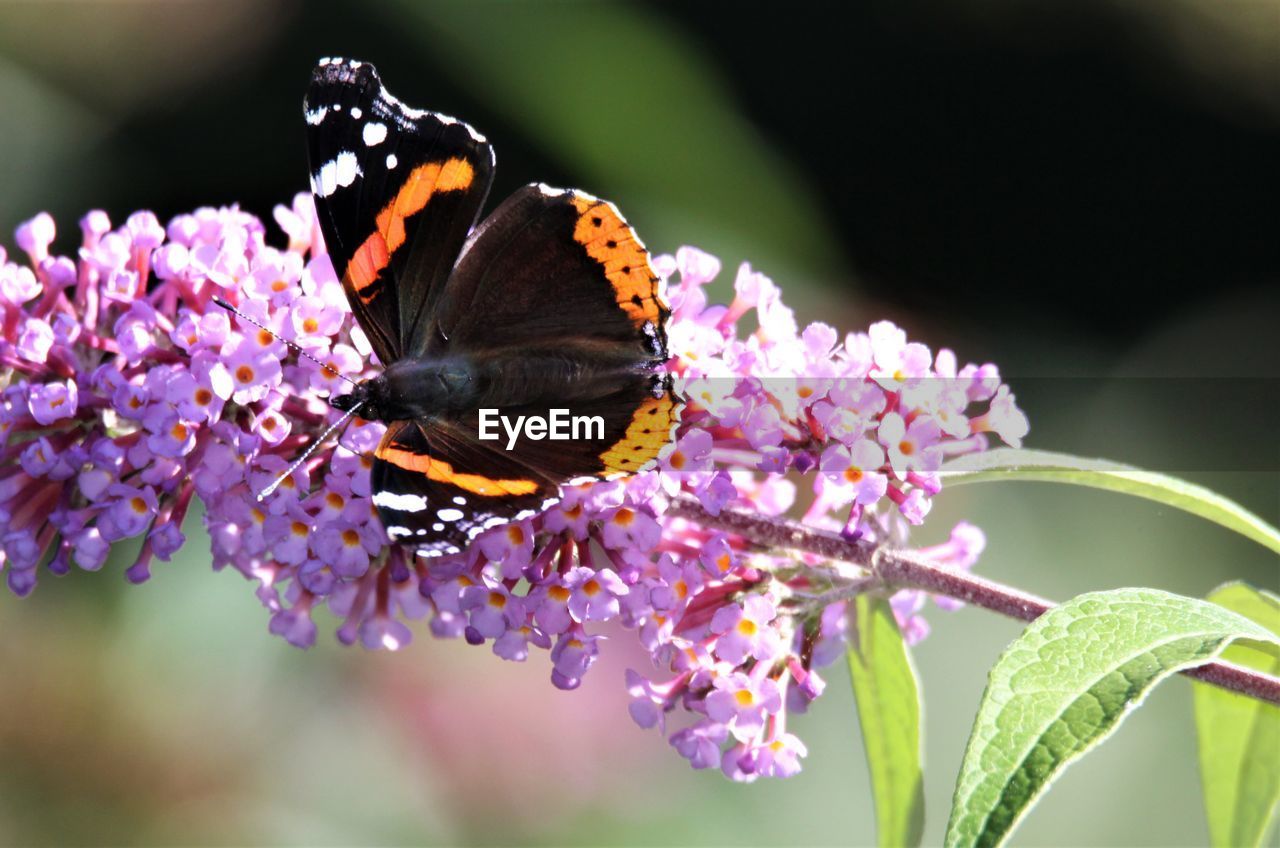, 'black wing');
371,420,558,558
370,377,678,559
304,57,495,364
426,183,668,364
